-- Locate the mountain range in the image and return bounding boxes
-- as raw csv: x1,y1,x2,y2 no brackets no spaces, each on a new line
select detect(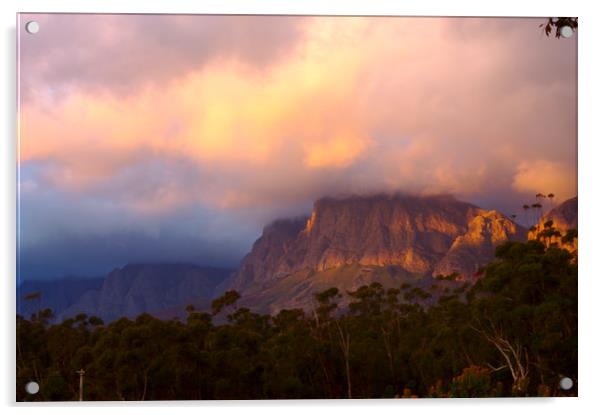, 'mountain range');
18,264,233,322
18,194,577,321
226,194,526,313
18,277,104,320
